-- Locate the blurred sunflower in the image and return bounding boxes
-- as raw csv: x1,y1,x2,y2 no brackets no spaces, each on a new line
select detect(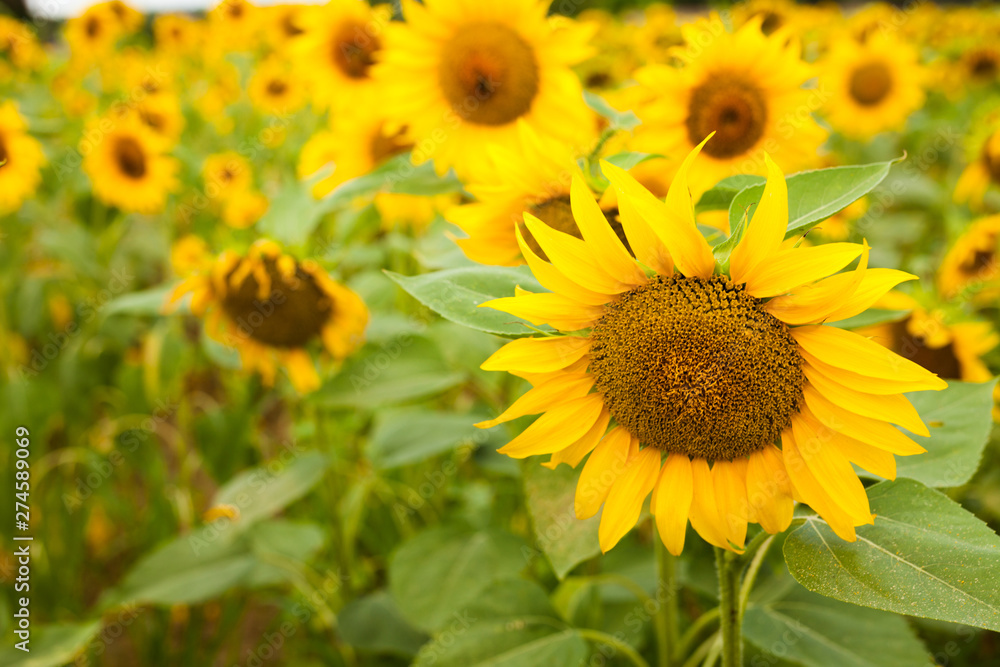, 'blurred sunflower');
375,0,596,179
167,240,369,393
820,34,925,139
294,0,391,112
222,190,269,230
959,44,1000,88
0,17,46,77
99,0,144,35
631,15,826,194
82,116,178,214
266,4,308,47
955,117,1000,208
153,14,202,56
203,151,253,198
731,0,804,36
207,0,262,51
477,138,943,554
64,4,121,60
938,215,1000,301
0,102,46,215
247,57,307,116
